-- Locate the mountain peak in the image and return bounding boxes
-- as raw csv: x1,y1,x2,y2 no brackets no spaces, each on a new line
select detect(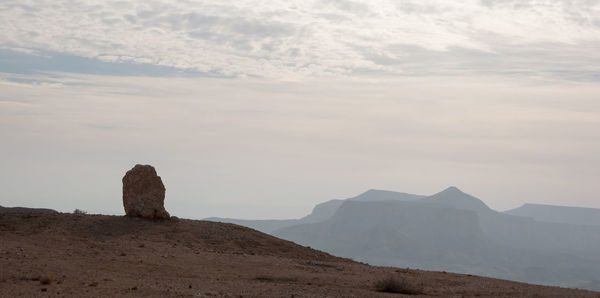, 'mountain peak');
441,186,463,194
423,187,492,213
349,189,425,202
